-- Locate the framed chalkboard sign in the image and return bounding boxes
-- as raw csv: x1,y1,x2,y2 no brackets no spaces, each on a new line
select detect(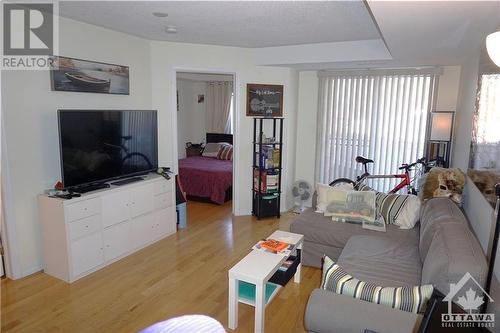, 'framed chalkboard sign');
246,84,283,117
